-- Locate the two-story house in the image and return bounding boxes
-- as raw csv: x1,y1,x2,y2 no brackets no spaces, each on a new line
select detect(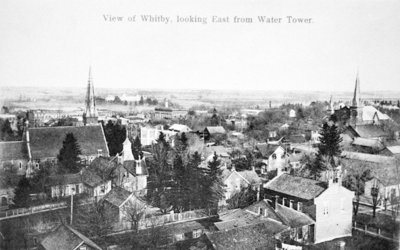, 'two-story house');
264,171,354,243
220,168,262,206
